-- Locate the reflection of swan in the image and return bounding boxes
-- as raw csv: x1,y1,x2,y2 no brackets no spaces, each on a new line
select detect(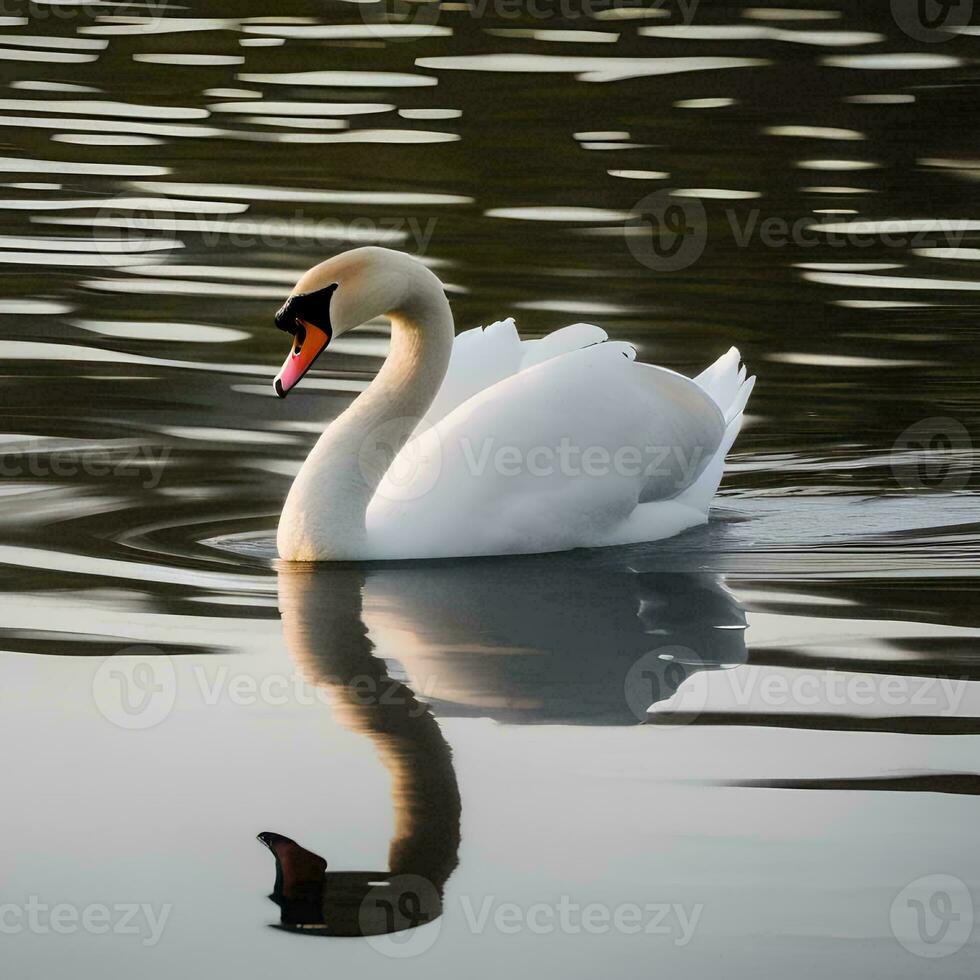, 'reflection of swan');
259,565,461,936
263,559,745,930
279,553,747,728
272,247,754,561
